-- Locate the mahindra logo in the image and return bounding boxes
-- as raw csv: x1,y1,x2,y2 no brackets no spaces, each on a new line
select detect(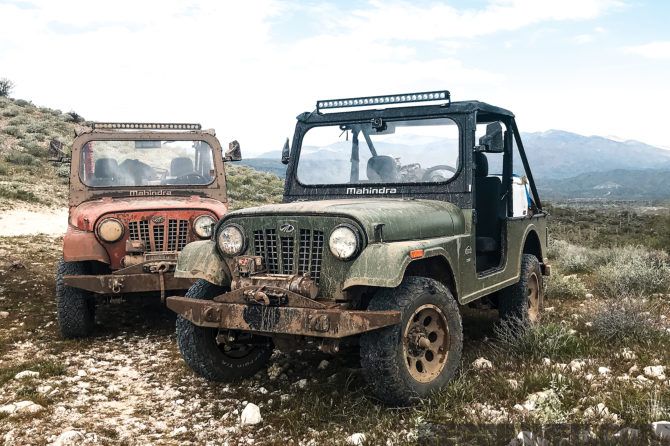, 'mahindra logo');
346,187,398,195
152,216,165,224
279,223,295,233
129,189,172,197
